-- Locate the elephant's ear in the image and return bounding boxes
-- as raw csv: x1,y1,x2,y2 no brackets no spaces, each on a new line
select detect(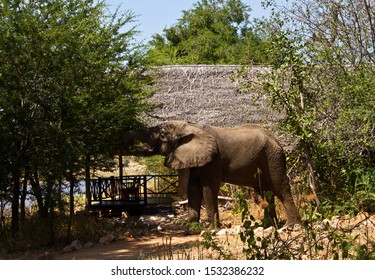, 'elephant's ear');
164,124,218,169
